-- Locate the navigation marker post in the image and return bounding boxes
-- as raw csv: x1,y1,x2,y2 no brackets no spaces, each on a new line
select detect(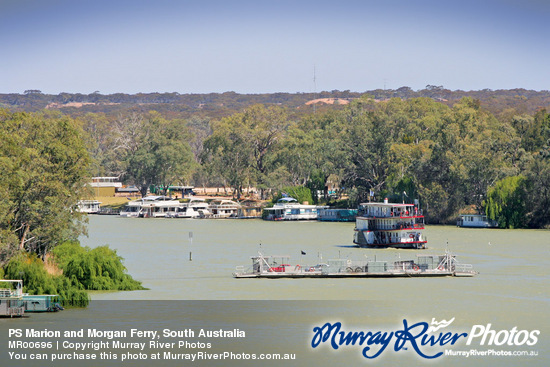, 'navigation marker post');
189,231,193,261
